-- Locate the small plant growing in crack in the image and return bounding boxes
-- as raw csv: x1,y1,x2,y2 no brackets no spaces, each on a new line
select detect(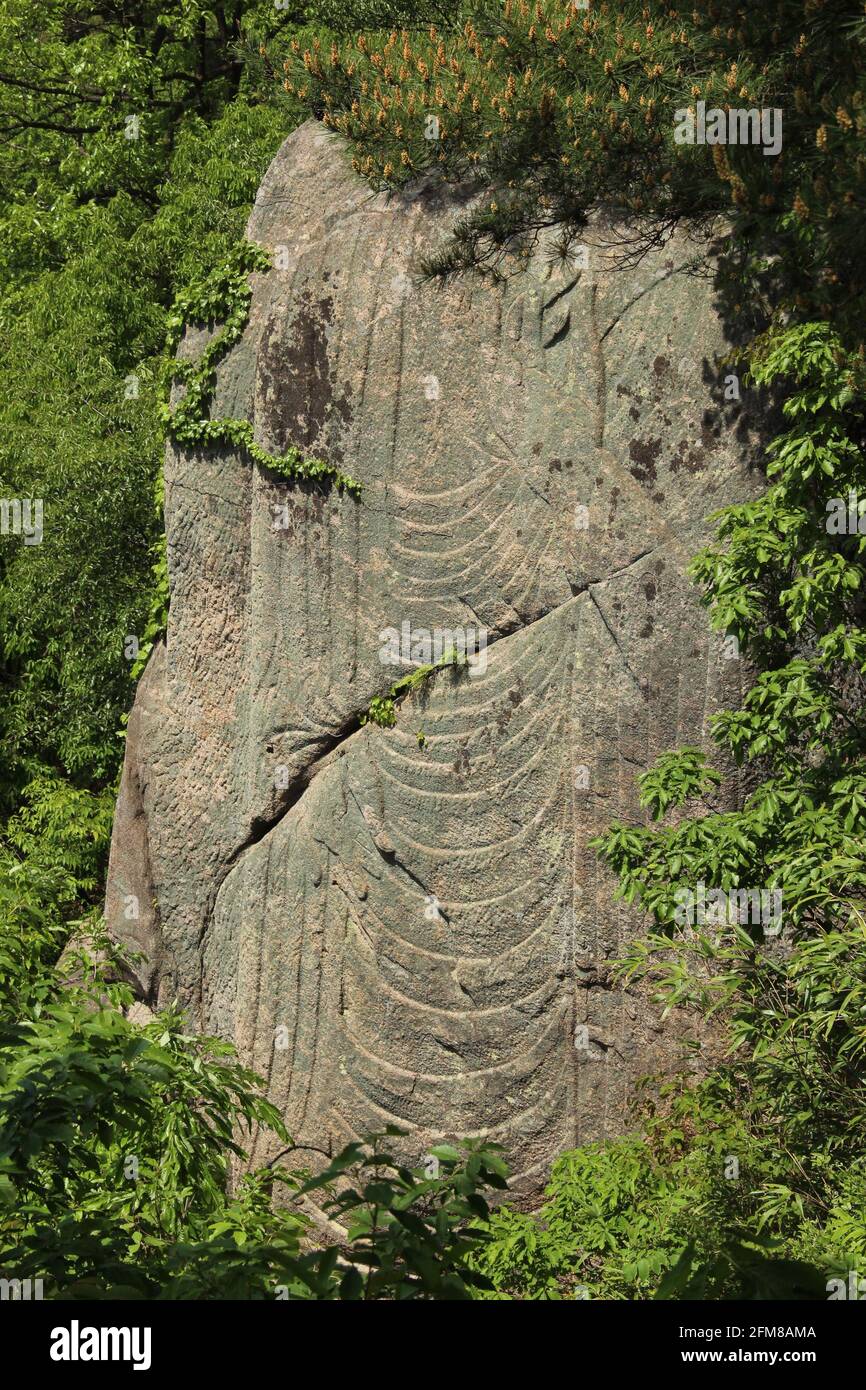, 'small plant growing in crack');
360,648,467,729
